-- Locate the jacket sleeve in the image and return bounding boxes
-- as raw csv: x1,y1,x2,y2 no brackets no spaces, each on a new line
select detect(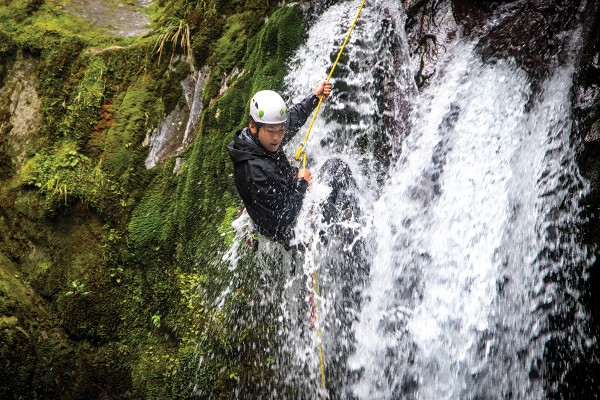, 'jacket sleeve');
244,160,308,230
282,93,320,145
